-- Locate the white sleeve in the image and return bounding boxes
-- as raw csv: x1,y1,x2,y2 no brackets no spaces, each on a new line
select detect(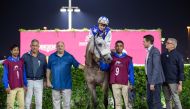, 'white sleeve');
104,31,112,48
88,30,94,40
